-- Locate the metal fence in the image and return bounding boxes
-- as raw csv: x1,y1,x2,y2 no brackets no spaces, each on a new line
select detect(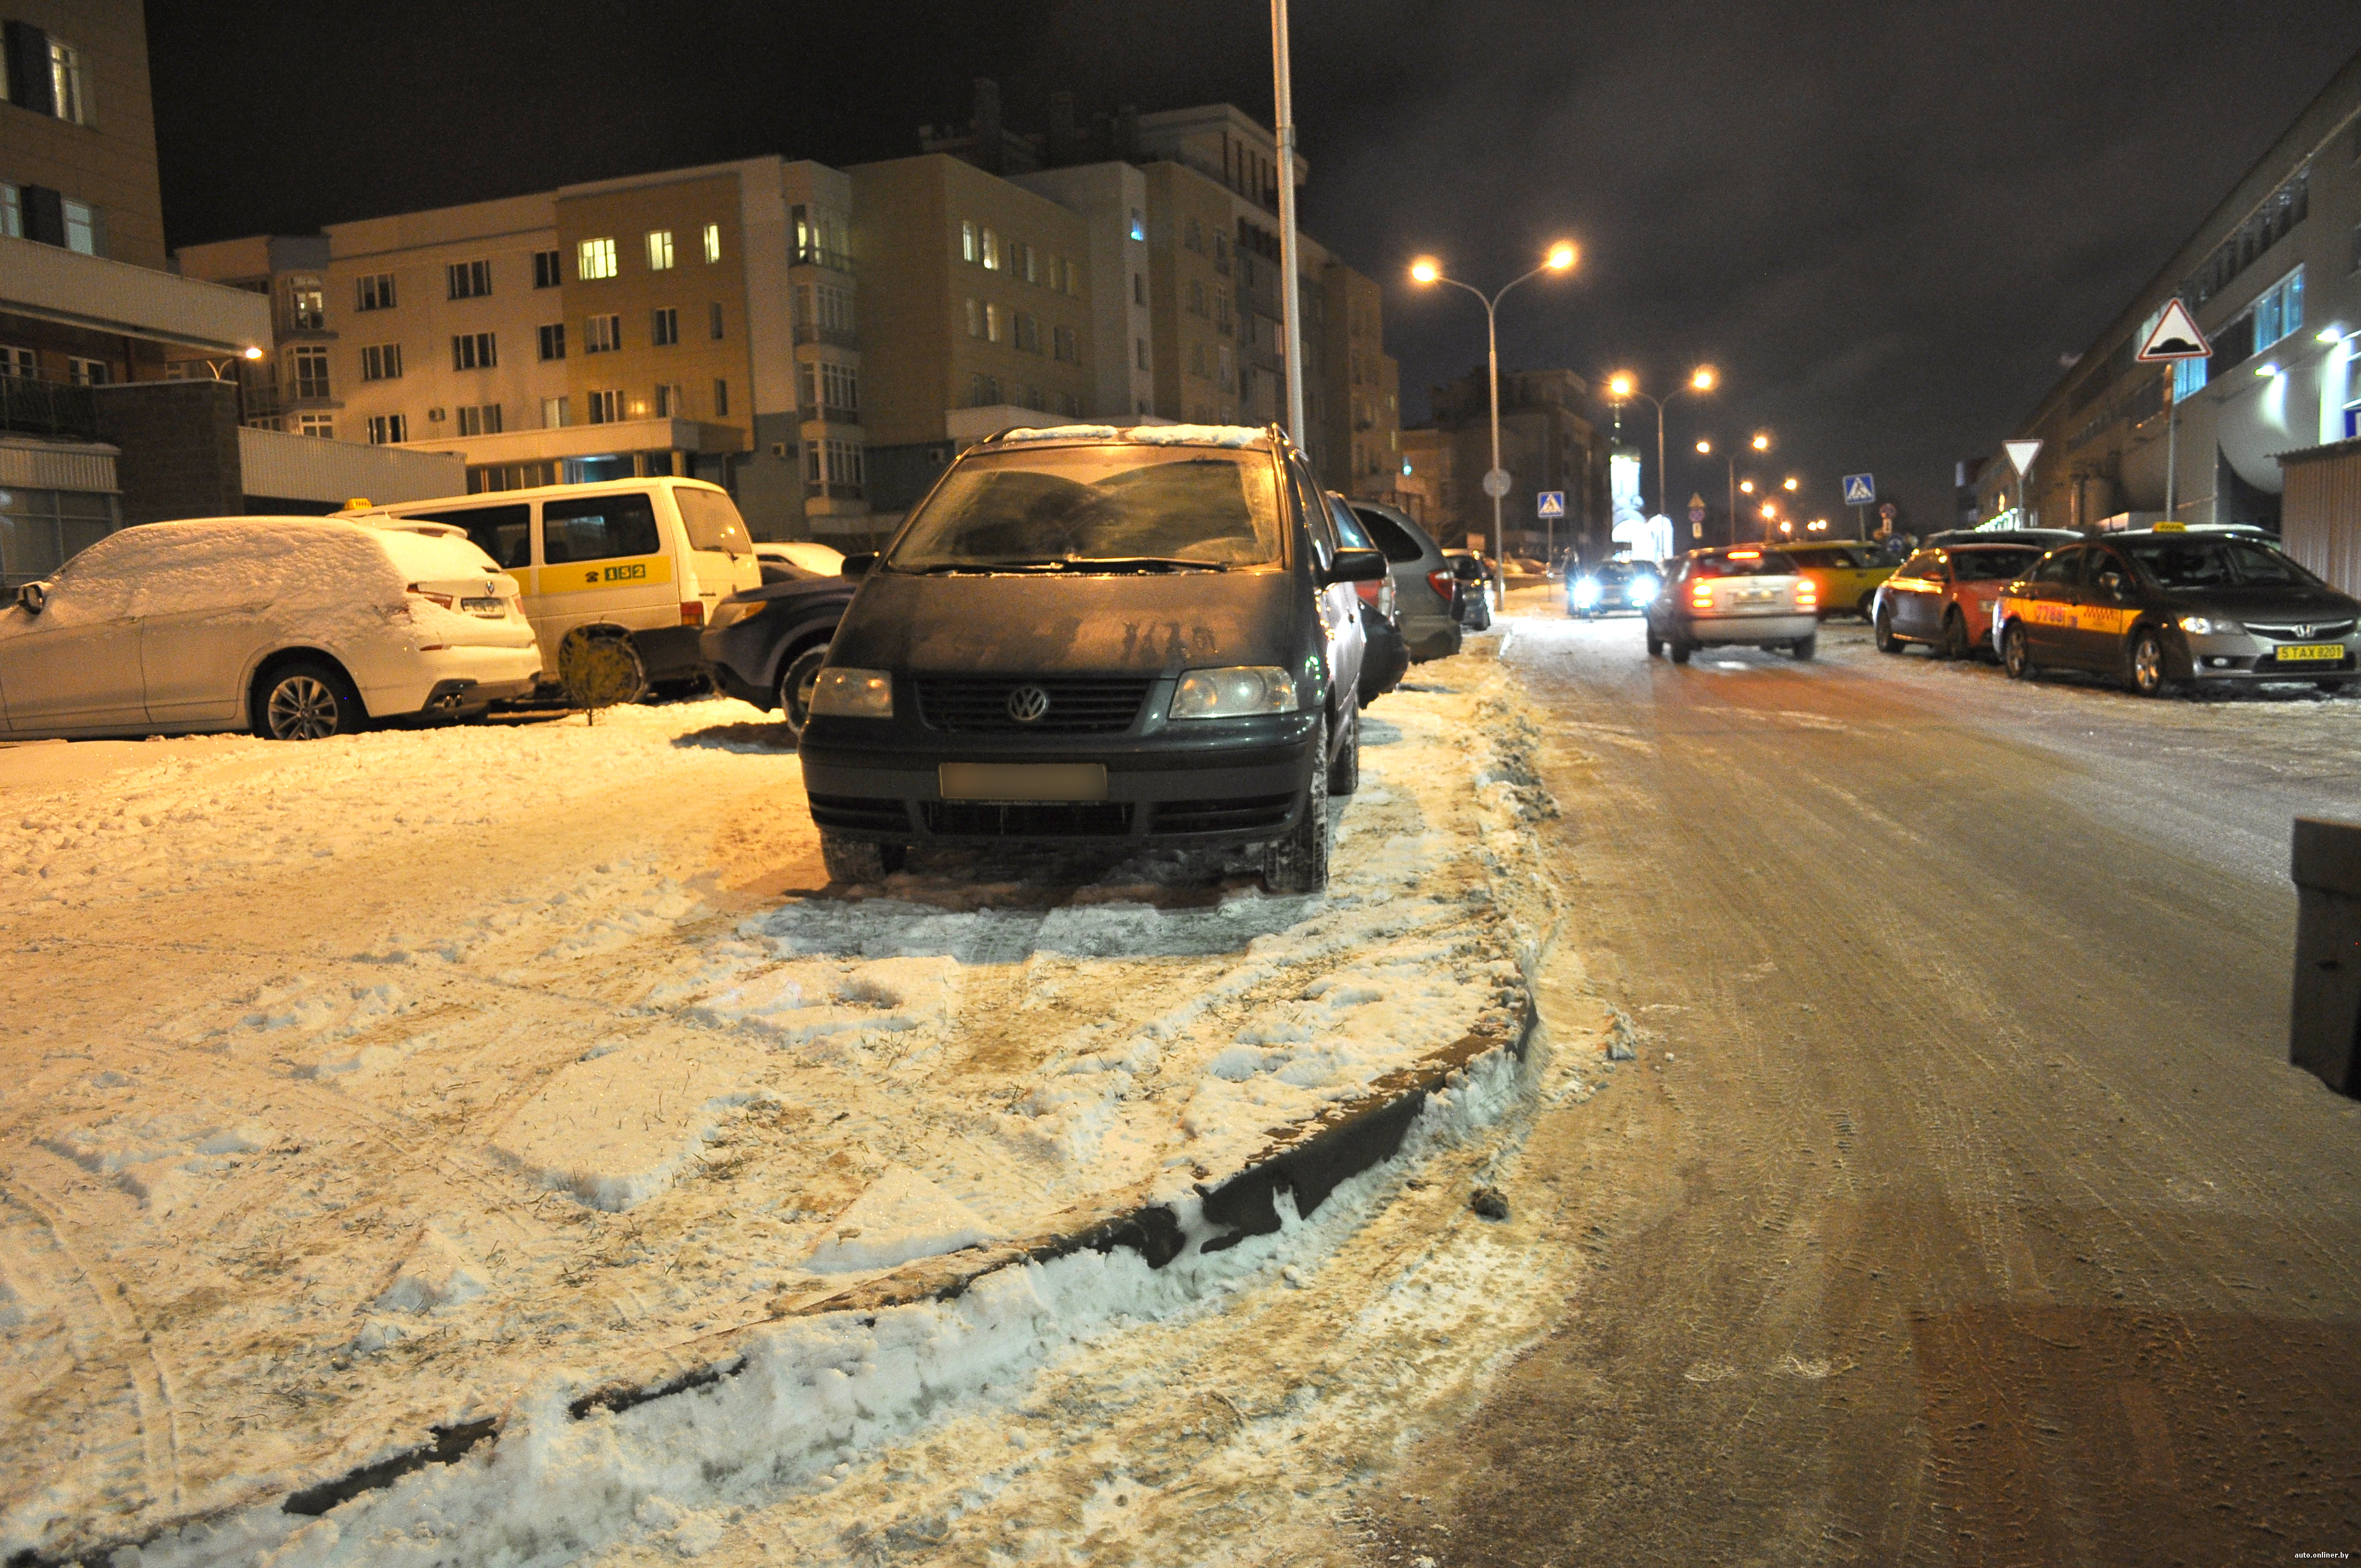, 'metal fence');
0,375,100,440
